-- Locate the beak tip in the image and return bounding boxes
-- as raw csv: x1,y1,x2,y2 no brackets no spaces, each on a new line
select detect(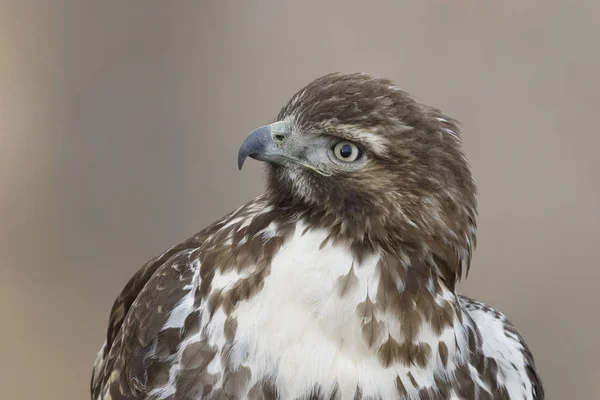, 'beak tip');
237,154,246,170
